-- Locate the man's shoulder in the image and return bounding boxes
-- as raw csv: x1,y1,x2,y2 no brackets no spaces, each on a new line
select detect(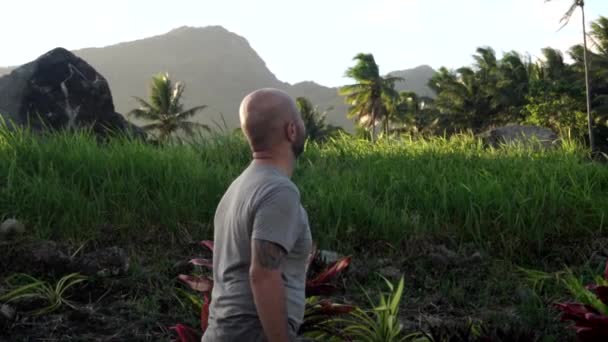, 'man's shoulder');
245,165,300,196
265,175,299,195
247,175,301,214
